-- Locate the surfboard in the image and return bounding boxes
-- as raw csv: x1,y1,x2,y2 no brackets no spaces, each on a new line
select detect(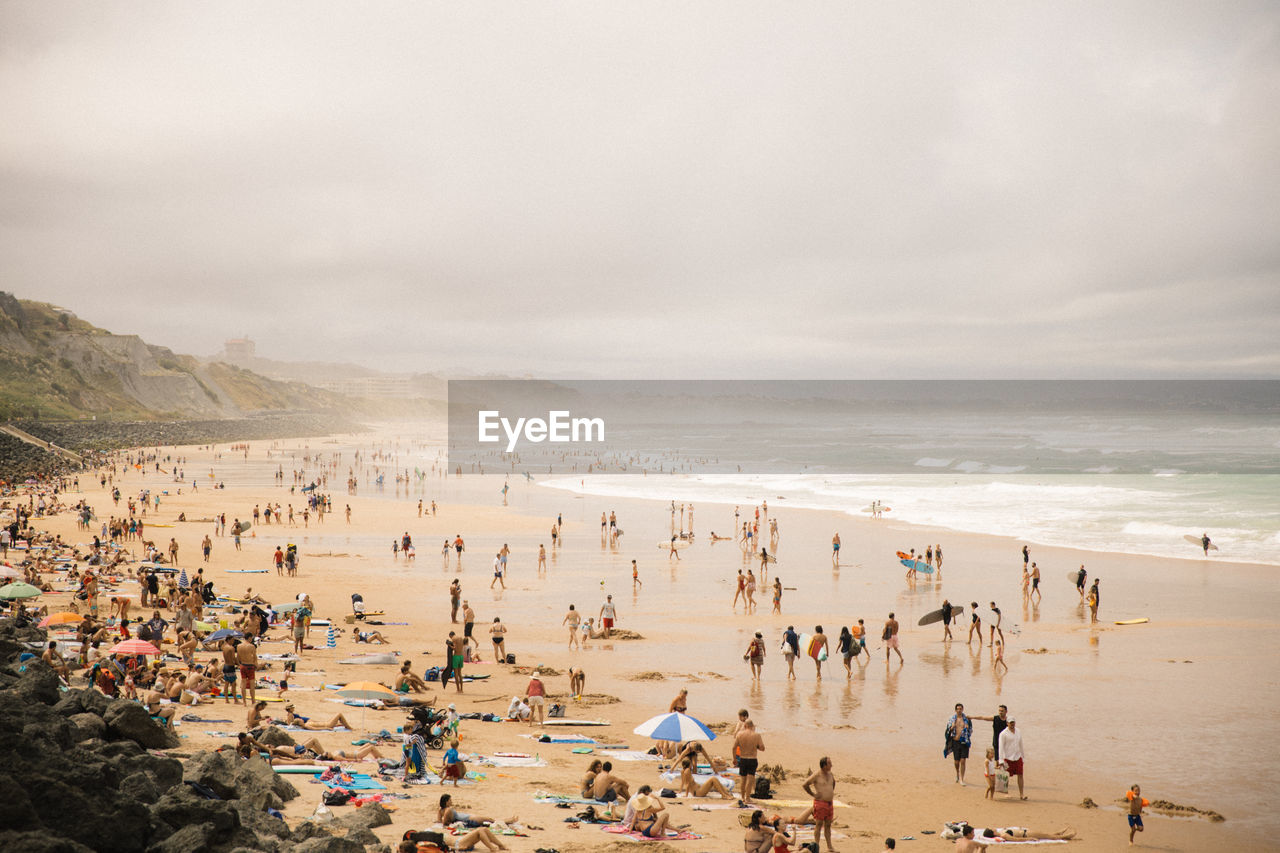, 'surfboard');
228,570,268,574
759,554,777,563
863,506,892,513
1115,618,1149,625
1067,570,1085,584
542,719,610,726
658,541,690,549
895,551,912,560
1183,534,1218,551
918,604,964,626
236,522,252,532
803,633,828,661
899,558,934,574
